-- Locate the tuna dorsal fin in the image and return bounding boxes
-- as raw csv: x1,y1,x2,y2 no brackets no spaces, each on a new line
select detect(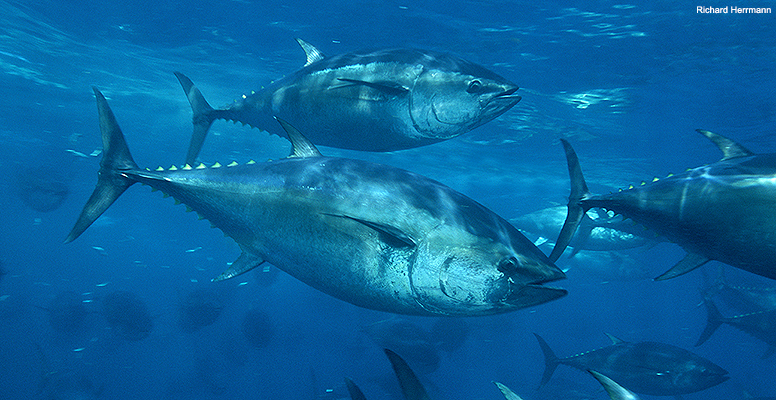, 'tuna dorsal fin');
604,332,625,345
332,78,410,95
274,117,323,158
323,214,416,247
295,38,325,67
212,250,265,282
697,129,754,161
